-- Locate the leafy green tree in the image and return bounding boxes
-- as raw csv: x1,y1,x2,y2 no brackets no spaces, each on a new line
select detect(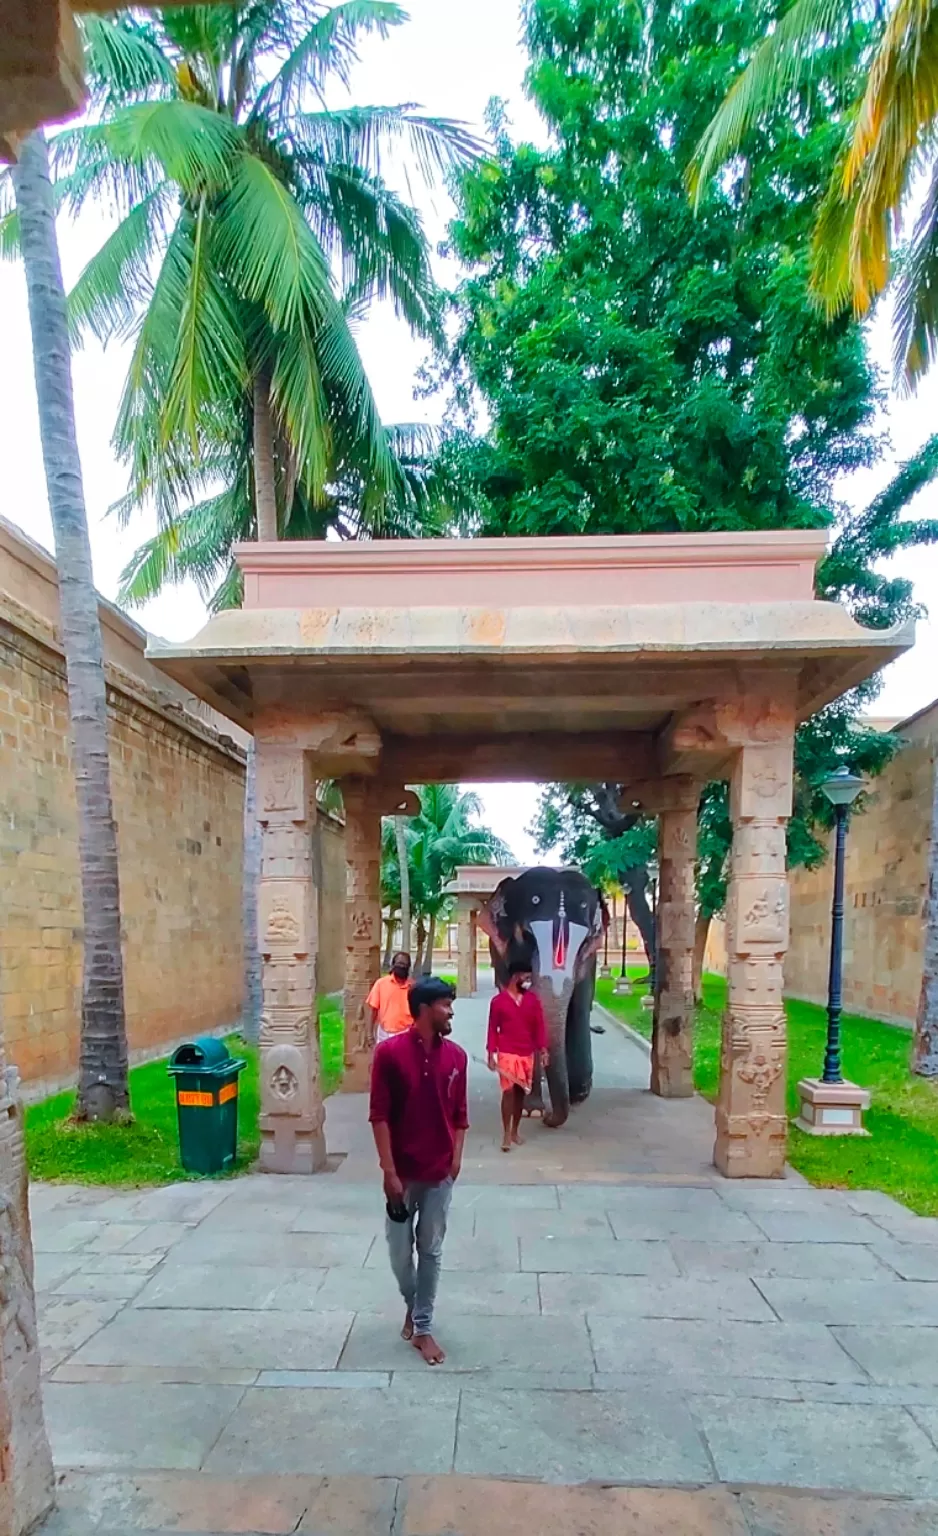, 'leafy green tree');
444,0,938,1013
43,1,479,607
690,0,938,386
380,785,513,973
